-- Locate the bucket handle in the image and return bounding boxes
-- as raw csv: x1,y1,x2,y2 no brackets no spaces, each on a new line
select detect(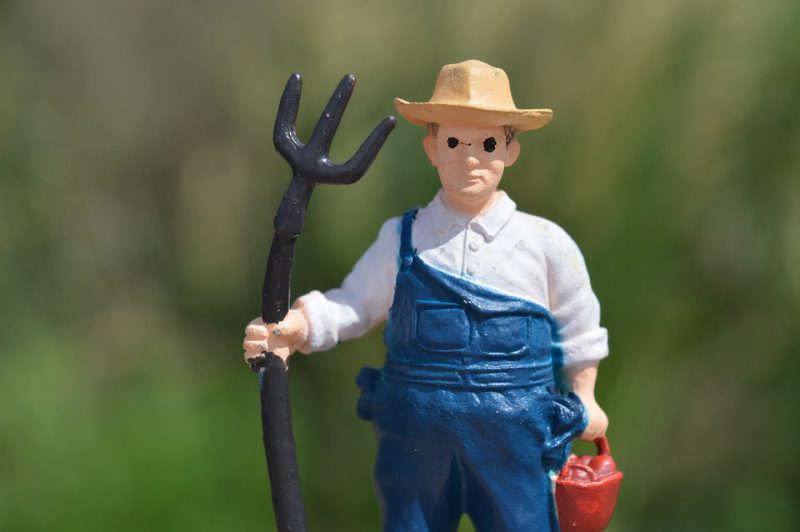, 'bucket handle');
595,436,611,455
